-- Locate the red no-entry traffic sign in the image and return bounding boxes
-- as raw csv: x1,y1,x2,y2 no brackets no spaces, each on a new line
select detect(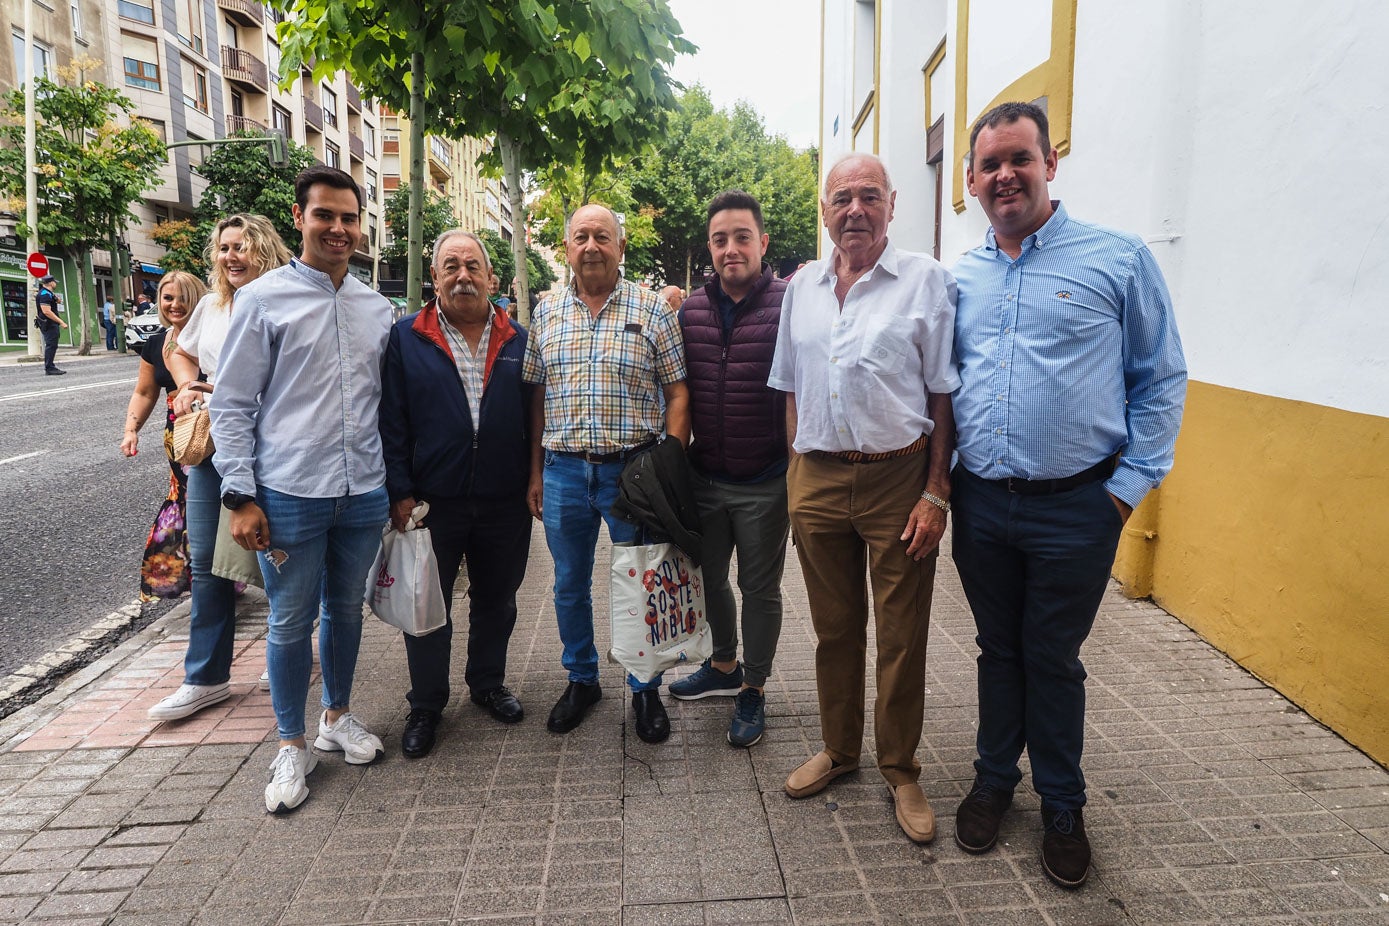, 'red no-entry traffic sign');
26,253,49,278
